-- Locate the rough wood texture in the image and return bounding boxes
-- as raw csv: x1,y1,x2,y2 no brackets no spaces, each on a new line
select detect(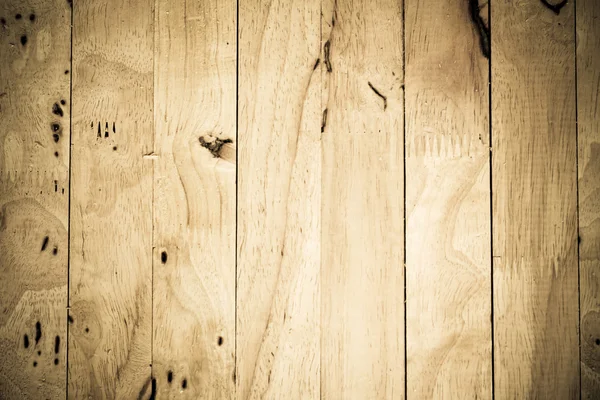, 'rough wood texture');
405,0,491,397
0,0,70,397
236,0,321,398
491,0,579,397
578,0,600,397
153,0,236,398
320,0,405,398
68,0,154,397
